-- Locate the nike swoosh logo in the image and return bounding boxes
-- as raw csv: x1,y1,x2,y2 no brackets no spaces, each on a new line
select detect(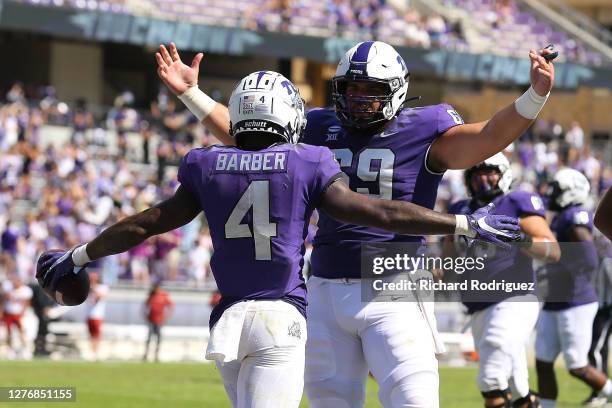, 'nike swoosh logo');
477,218,511,238
379,132,398,138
